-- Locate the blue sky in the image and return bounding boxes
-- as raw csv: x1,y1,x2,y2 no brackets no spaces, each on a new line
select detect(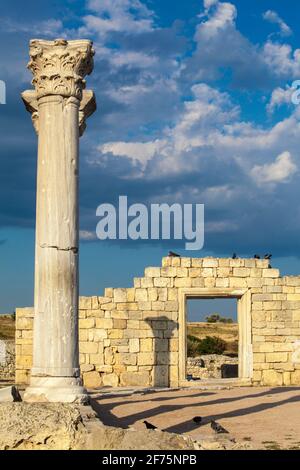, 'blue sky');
1,0,300,312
